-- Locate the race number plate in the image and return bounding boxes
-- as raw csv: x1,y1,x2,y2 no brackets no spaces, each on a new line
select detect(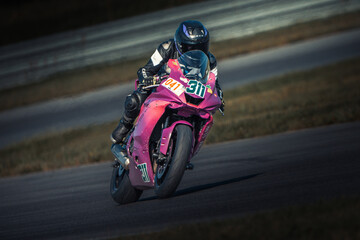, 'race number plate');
161,78,186,96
